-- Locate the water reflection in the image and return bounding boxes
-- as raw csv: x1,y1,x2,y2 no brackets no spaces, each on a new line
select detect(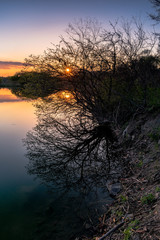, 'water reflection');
0,88,120,239
24,94,117,239
0,88,41,240
0,88,21,102
24,93,119,195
